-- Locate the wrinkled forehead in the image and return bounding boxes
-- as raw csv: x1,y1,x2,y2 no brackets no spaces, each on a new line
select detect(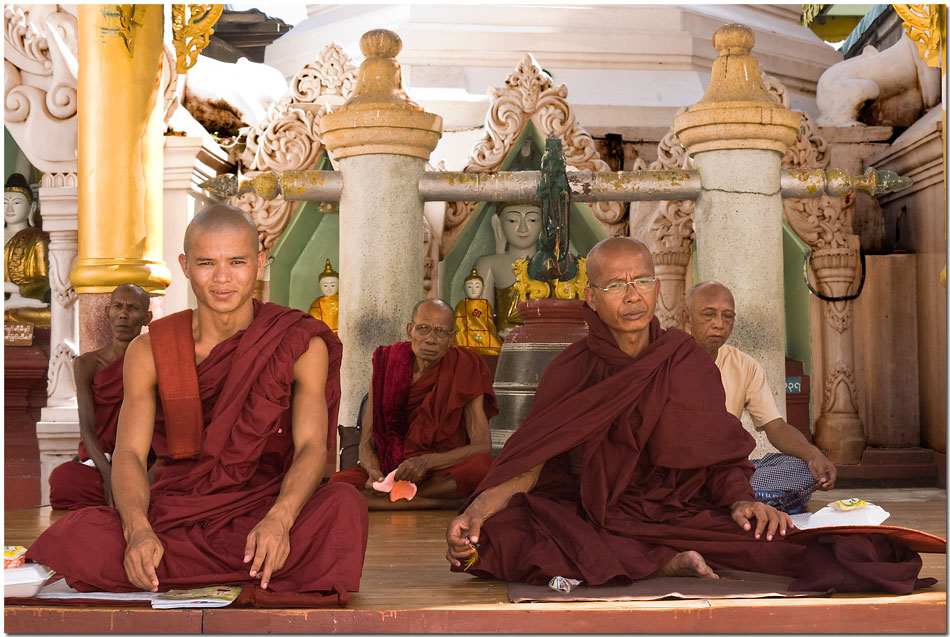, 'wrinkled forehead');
110,286,149,308
413,303,454,327
591,249,654,282
693,286,735,311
